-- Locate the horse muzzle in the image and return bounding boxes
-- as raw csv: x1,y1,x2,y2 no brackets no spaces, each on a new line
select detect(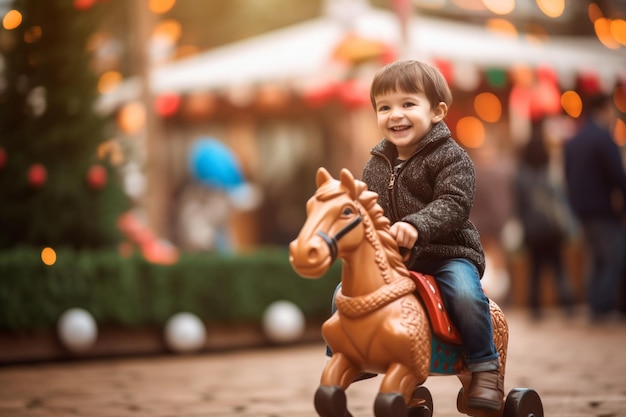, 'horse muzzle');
288,235,333,278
